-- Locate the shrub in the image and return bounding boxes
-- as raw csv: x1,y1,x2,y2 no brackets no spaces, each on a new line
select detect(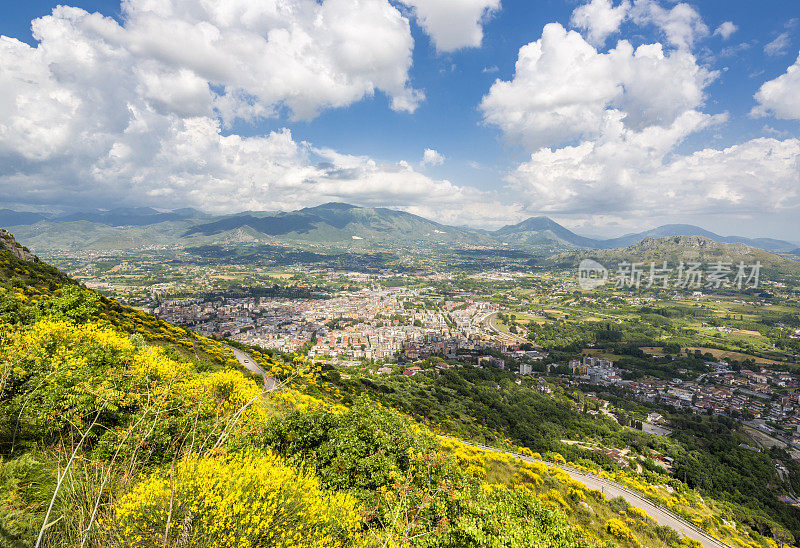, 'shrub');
116,450,363,548
605,517,637,543
654,524,681,544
